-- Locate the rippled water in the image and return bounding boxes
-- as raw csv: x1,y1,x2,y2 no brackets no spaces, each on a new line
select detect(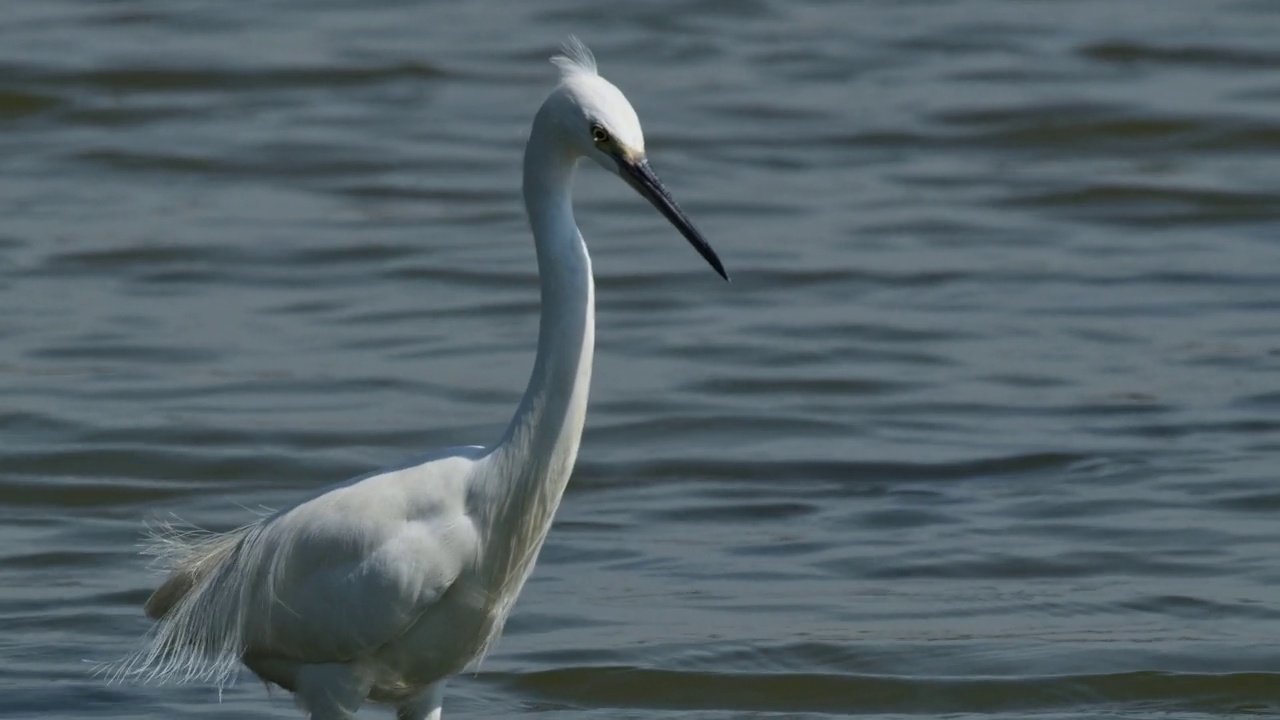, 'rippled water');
4,1,1280,718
